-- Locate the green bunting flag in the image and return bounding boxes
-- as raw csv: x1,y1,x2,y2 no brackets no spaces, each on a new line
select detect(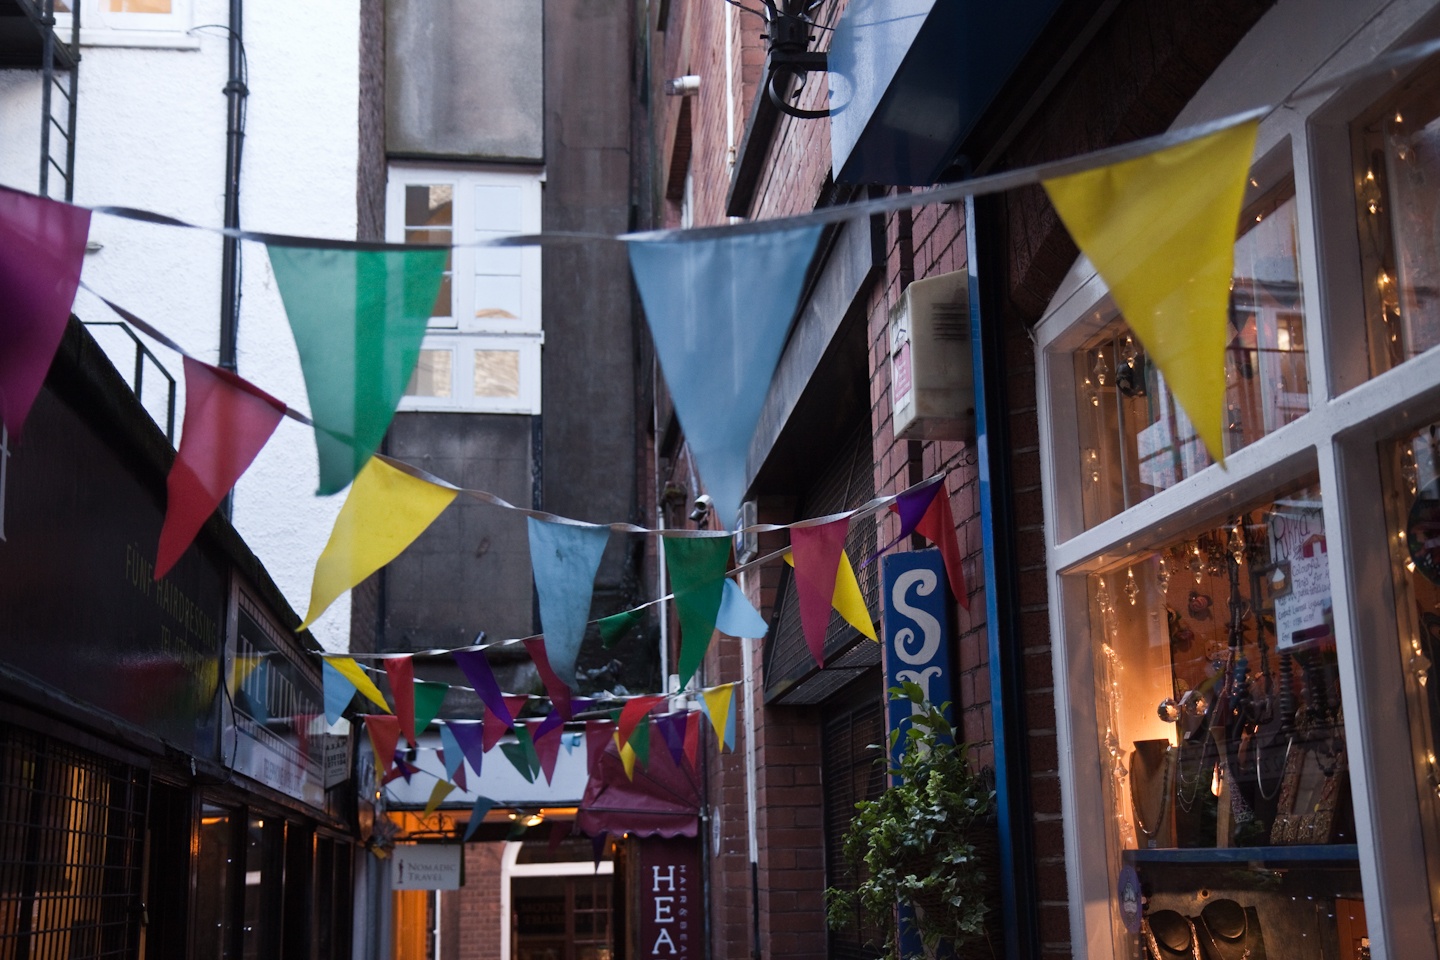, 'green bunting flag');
665,536,732,687
267,244,448,495
413,681,449,736
598,608,645,649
